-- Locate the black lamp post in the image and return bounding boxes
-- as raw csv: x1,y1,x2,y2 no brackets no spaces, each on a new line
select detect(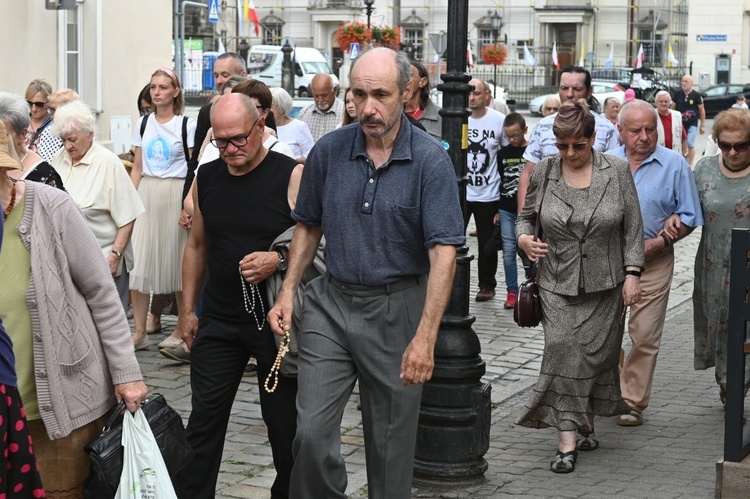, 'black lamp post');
490,10,503,99
363,0,374,30
413,0,490,484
